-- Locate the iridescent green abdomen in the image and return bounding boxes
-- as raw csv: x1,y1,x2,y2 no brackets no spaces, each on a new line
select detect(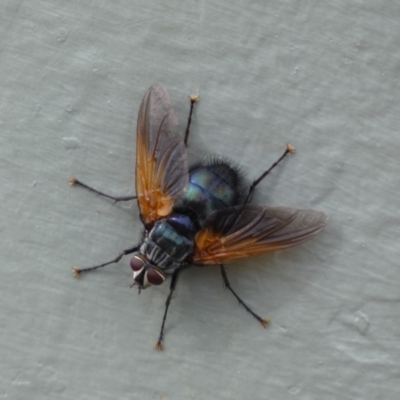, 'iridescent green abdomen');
175,160,242,227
